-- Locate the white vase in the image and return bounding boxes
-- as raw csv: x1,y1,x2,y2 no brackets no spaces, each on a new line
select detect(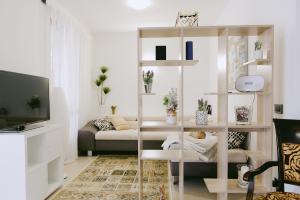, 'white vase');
254,50,263,59
166,111,177,125
195,111,208,125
